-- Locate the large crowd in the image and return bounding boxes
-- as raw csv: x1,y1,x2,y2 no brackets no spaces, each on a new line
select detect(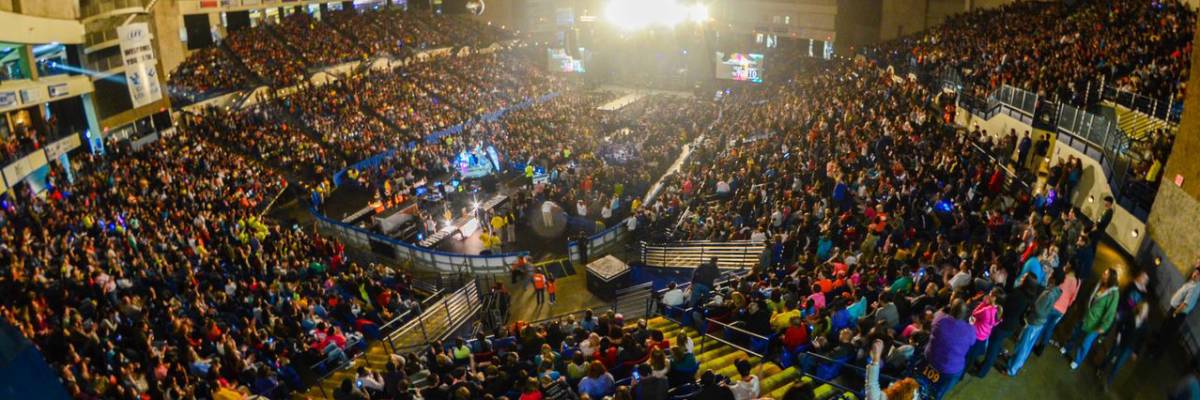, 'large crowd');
4,0,1197,399
275,13,366,68
225,24,309,87
166,8,514,102
0,128,429,399
881,0,1195,105
166,47,250,105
